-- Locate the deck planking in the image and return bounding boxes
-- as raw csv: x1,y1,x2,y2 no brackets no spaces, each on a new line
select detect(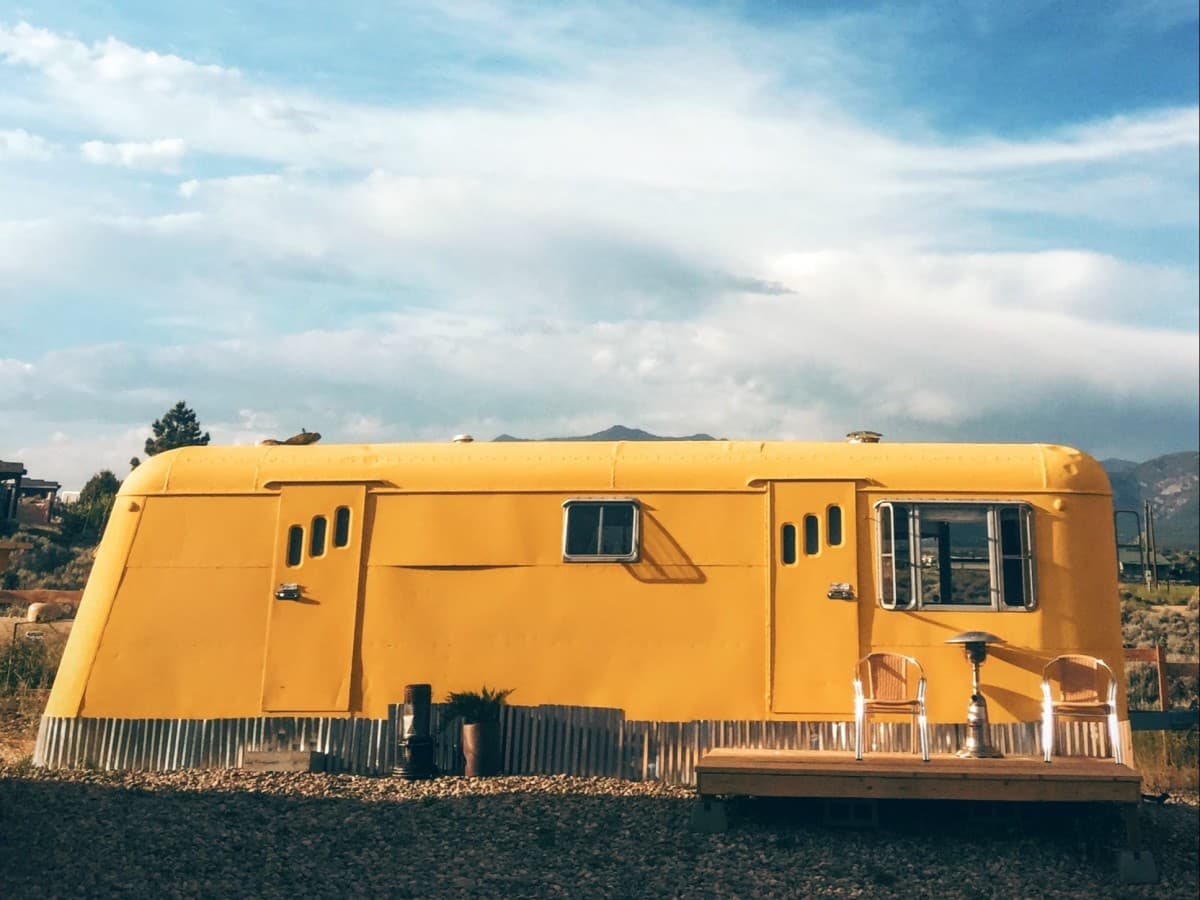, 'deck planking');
695,749,1142,804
